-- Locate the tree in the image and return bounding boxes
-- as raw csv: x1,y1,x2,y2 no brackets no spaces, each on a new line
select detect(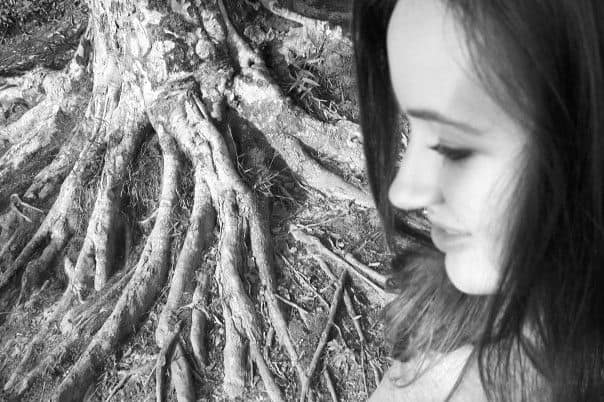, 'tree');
0,0,380,401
